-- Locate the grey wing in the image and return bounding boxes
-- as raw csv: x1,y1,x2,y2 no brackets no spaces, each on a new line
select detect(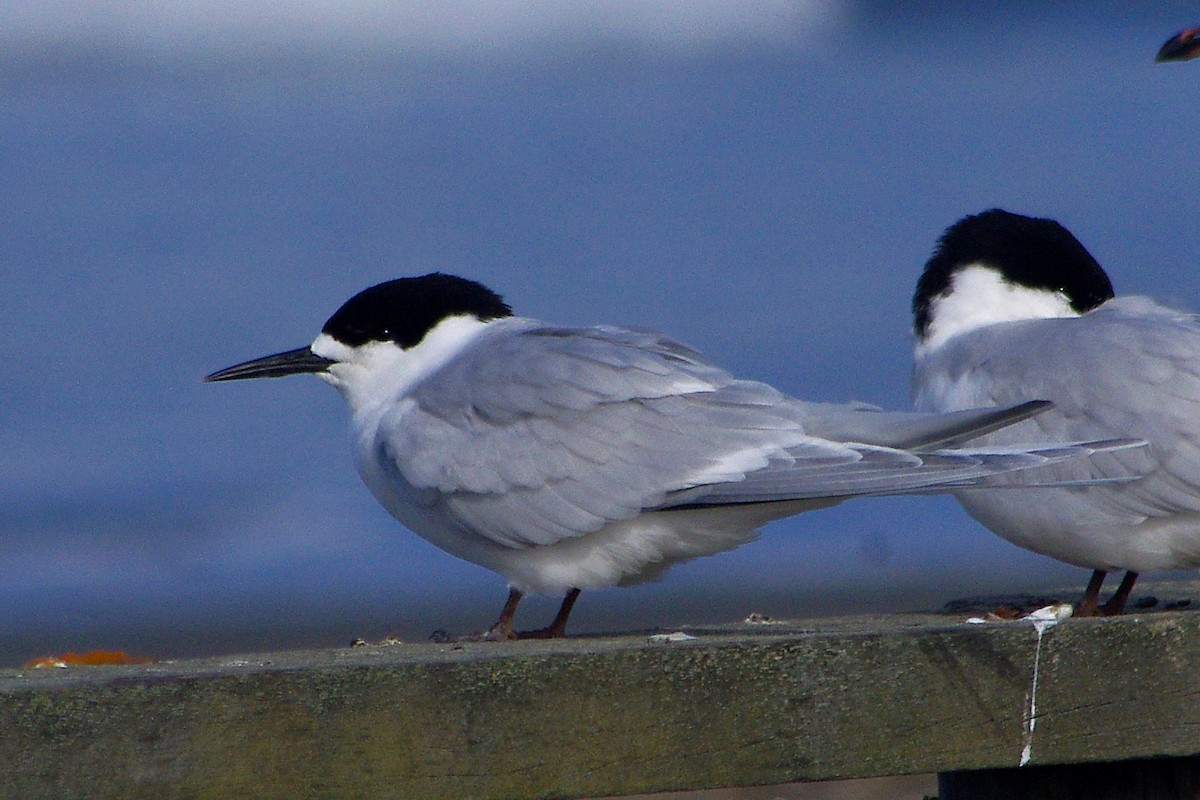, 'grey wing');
662,440,1137,508
377,320,821,547
913,297,1200,515
800,398,1053,449
379,321,1083,550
